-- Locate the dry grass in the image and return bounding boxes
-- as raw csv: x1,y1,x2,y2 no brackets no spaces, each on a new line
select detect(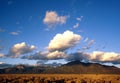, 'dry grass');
0,74,120,83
